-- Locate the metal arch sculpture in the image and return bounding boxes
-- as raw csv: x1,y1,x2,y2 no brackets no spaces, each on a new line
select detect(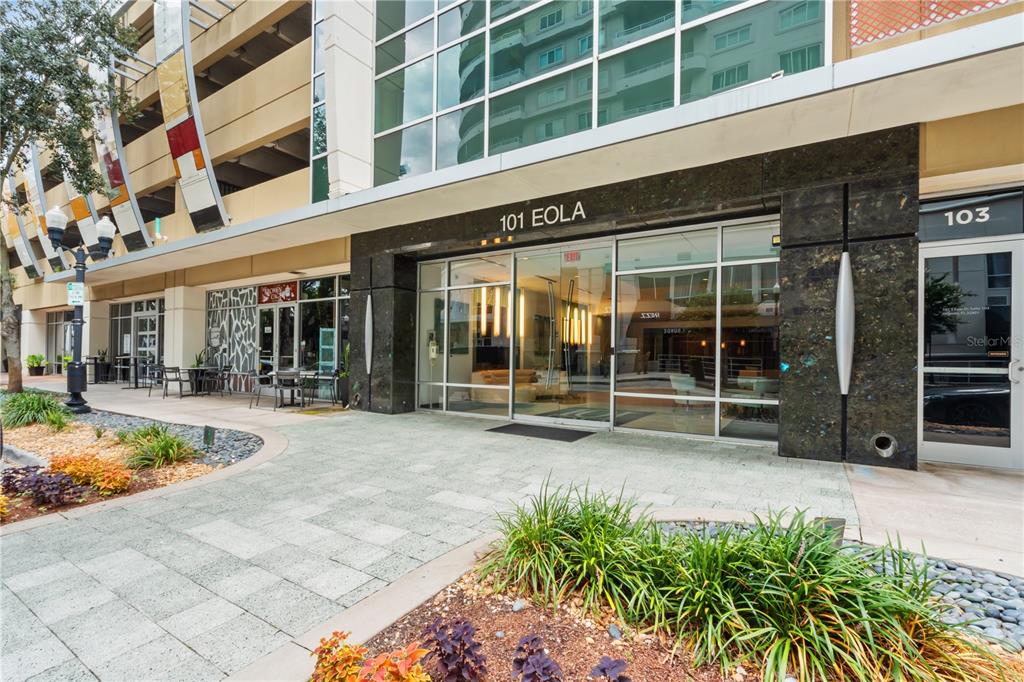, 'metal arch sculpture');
153,0,229,232
4,177,43,279
90,63,153,252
